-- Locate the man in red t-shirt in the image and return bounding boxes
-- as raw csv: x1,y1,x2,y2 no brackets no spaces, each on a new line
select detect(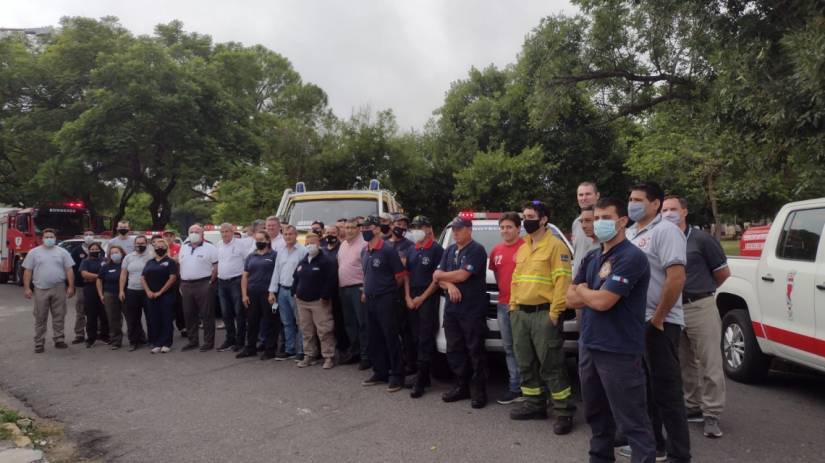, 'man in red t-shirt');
489,211,526,405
